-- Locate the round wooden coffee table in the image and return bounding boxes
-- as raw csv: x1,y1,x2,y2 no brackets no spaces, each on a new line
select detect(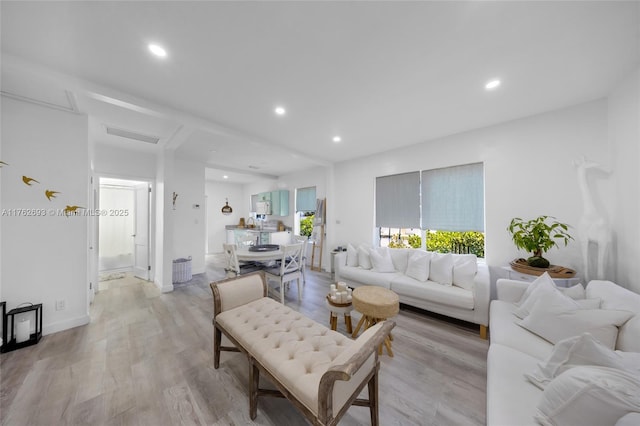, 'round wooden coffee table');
351,286,399,356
